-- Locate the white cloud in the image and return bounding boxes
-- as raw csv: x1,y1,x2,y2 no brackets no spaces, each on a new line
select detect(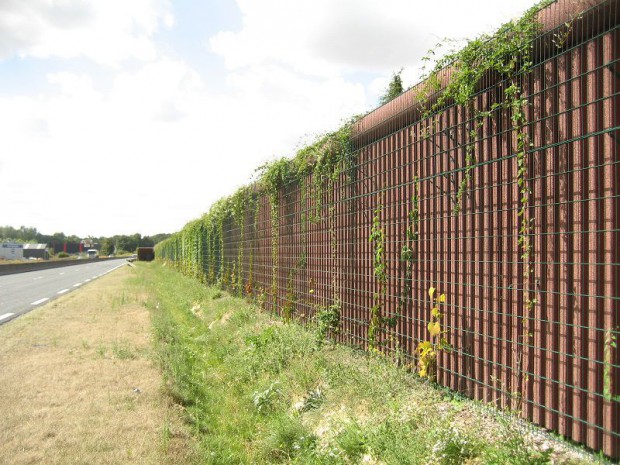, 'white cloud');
0,54,369,236
210,0,538,77
0,0,173,65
